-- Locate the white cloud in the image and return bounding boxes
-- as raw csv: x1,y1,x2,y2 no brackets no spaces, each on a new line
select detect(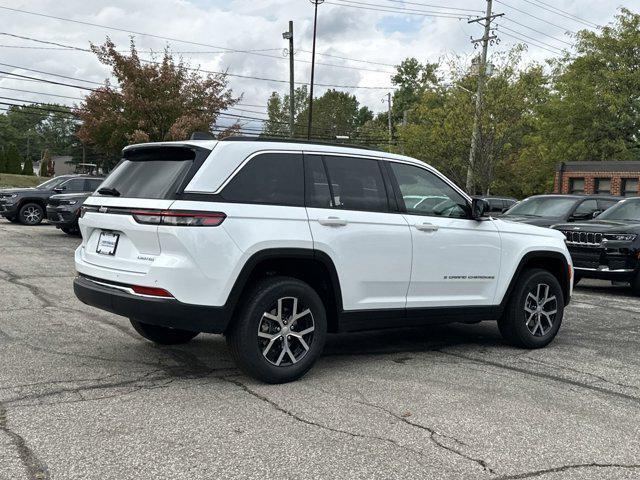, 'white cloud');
0,0,633,123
